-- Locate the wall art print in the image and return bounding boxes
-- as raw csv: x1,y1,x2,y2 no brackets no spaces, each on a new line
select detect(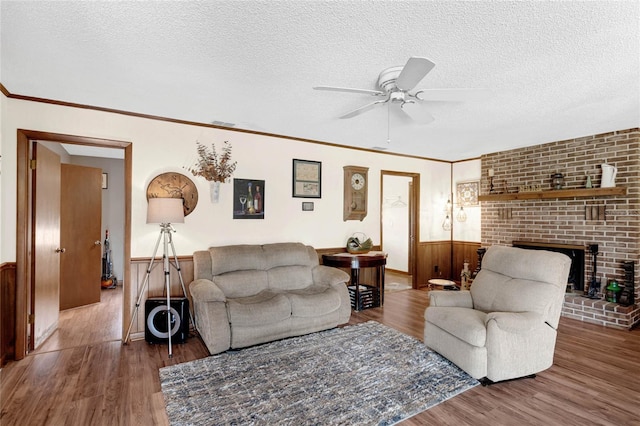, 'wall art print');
233,178,265,219
292,159,321,198
456,180,479,206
